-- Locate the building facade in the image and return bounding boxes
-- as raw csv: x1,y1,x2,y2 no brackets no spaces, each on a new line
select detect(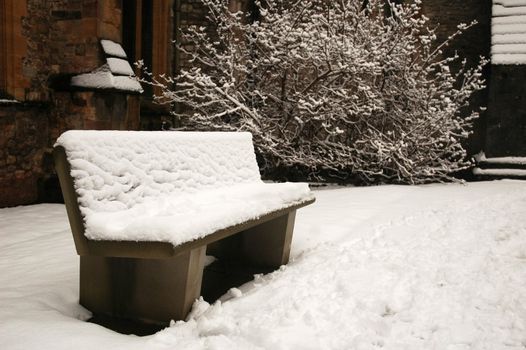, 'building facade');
0,0,174,206
0,0,523,207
